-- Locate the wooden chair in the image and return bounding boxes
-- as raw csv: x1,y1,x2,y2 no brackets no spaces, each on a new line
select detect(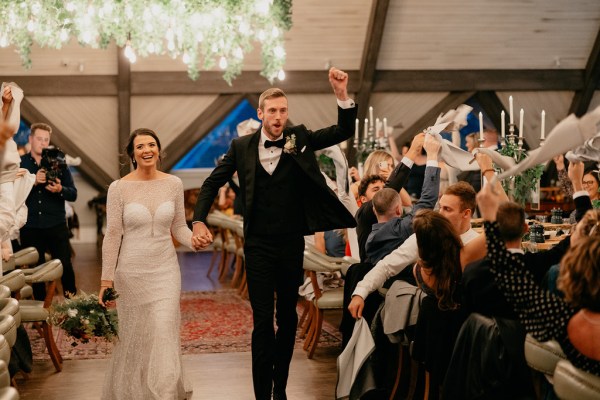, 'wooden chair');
301,251,345,359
